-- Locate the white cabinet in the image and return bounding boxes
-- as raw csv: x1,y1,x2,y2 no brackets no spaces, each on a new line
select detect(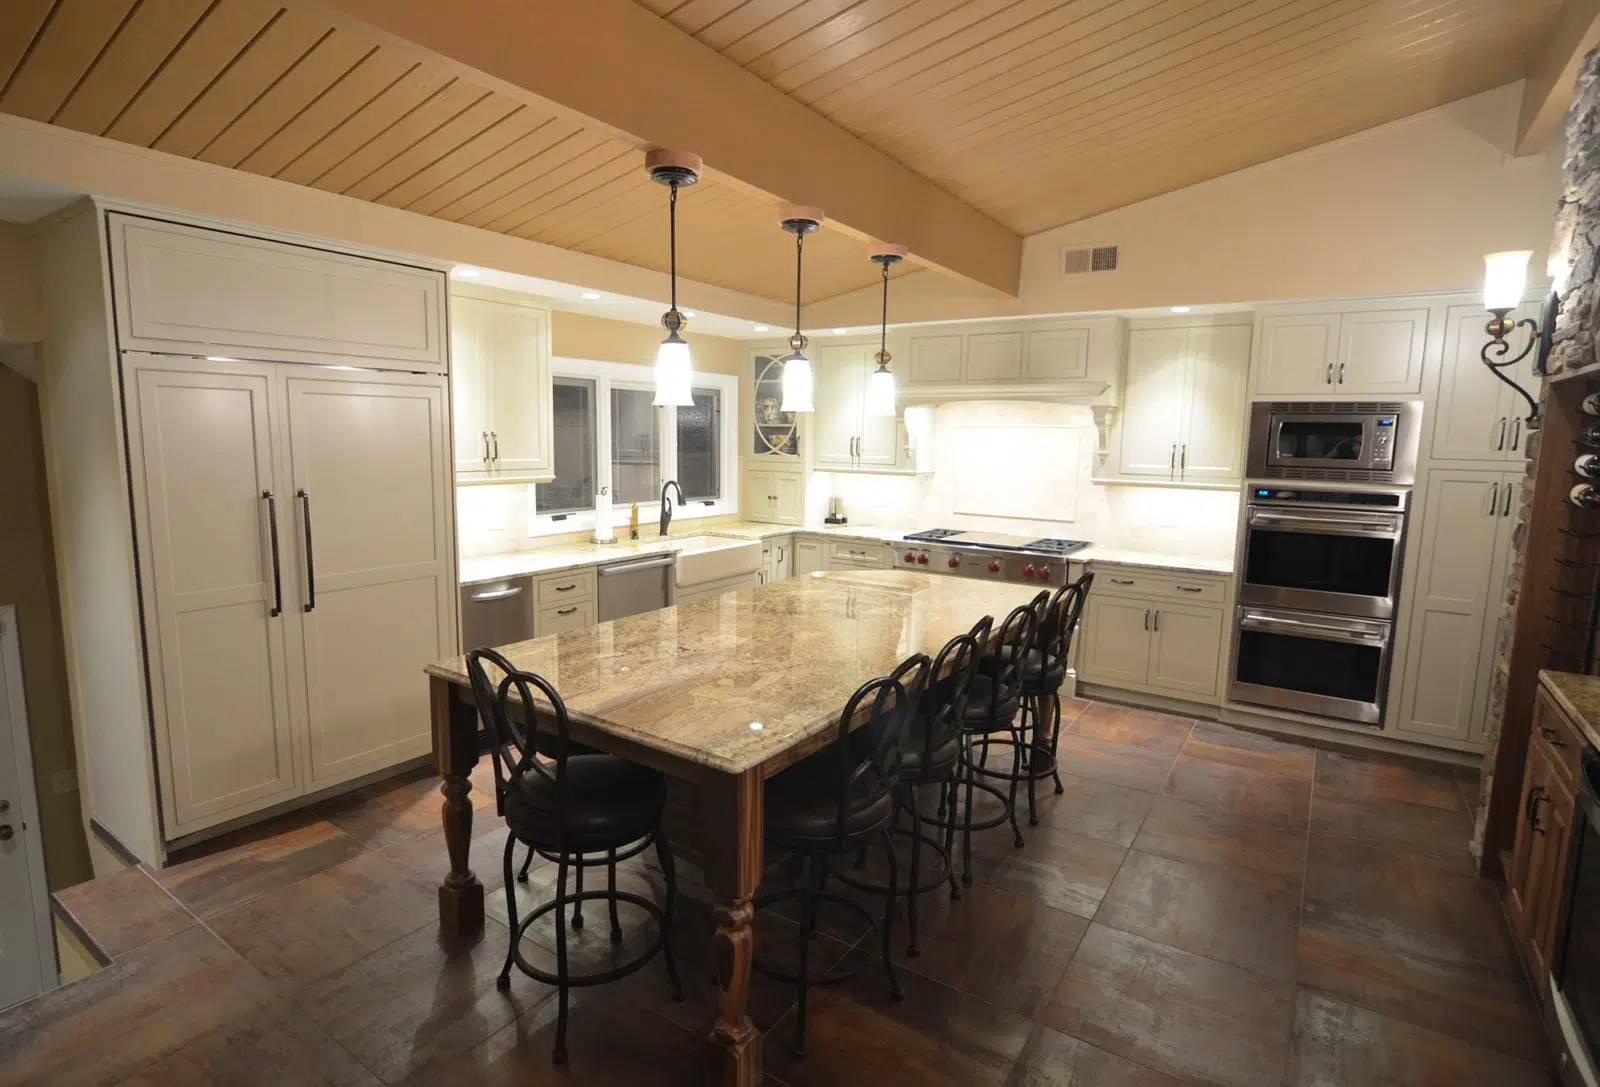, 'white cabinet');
1025,327,1091,380
1115,321,1250,483
1148,605,1226,699
1432,303,1538,464
1253,307,1427,397
814,343,903,471
902,319,1117,392
794,537,824,576
1393,469,1520,746
826,540,891,570
758,535,793,585
451,292,553,483
966,331,1023,382
1079,569,1228,704
109,213,447,370
1080,597,1153,689
745,462,804,525
908,334,963,384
